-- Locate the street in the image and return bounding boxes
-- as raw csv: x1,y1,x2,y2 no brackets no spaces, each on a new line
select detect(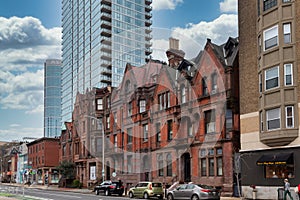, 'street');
0,184,148,200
